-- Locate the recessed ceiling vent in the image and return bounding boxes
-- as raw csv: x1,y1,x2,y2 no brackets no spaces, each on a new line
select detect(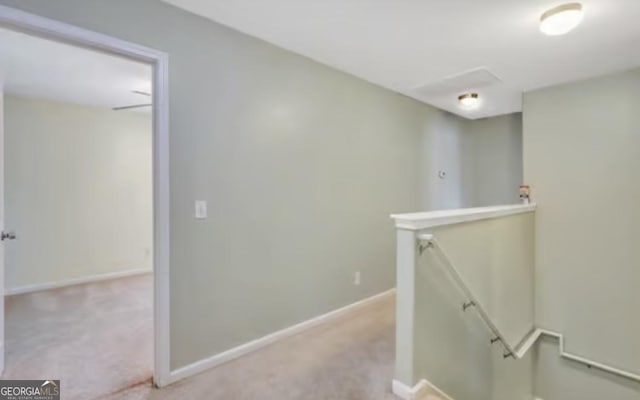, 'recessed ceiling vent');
413,67,503,97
